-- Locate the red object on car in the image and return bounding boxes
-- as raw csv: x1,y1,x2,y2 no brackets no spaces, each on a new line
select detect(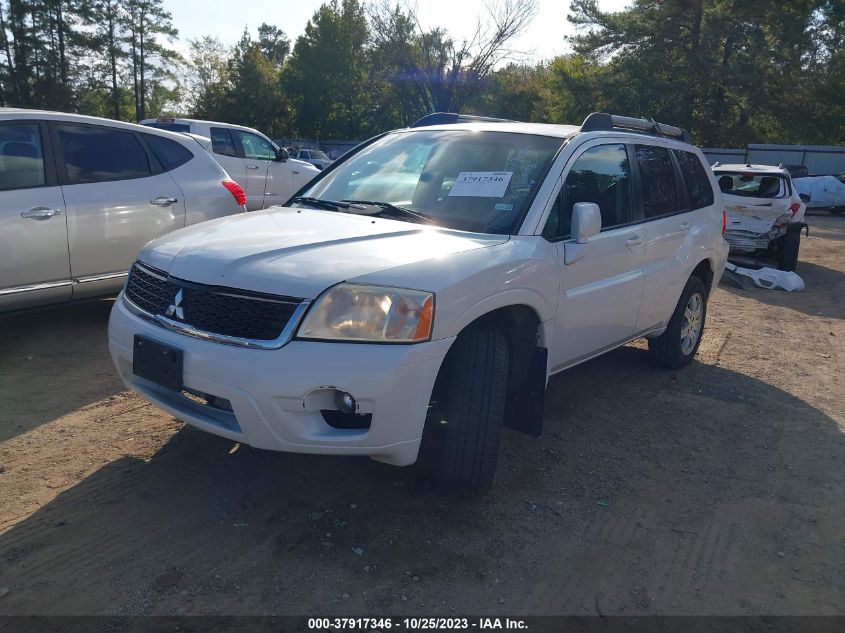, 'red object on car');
222,179,247,207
